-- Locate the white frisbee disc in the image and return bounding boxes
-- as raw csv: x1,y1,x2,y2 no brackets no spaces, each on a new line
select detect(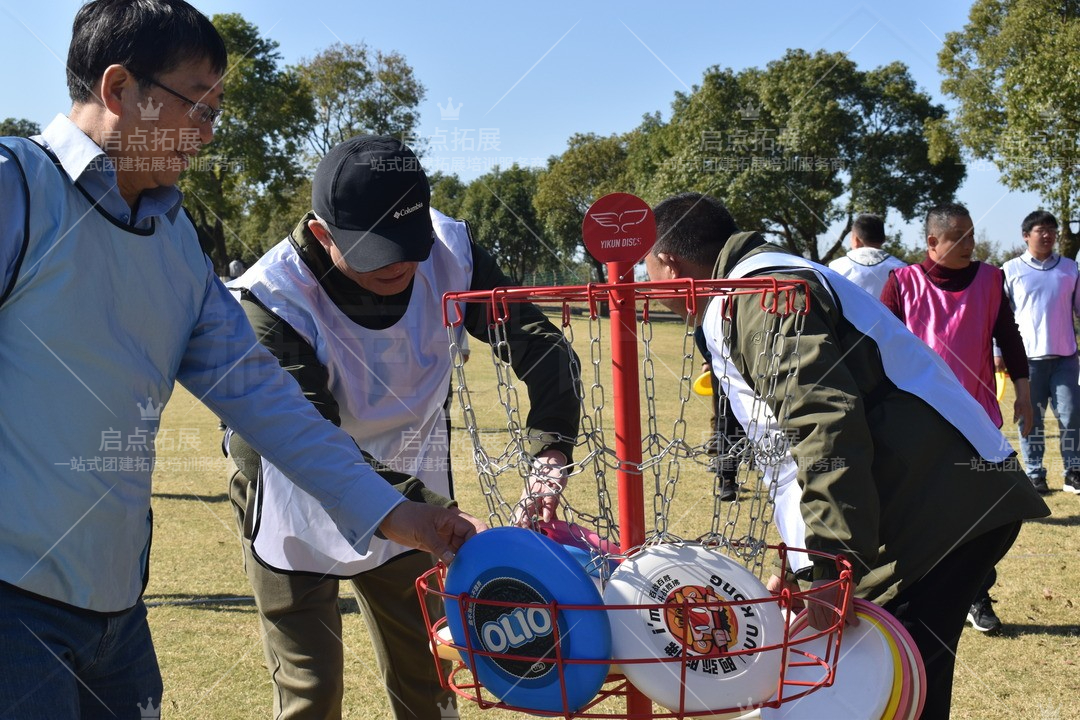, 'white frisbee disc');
855,600,925,719
763,610,893,720
603,544,785,713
